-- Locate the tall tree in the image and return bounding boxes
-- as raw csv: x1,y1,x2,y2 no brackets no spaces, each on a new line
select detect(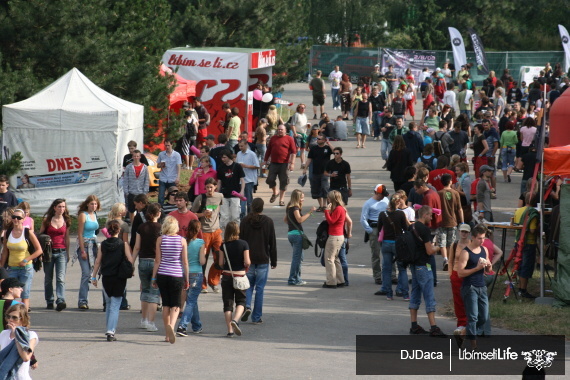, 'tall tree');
168,0,309,89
